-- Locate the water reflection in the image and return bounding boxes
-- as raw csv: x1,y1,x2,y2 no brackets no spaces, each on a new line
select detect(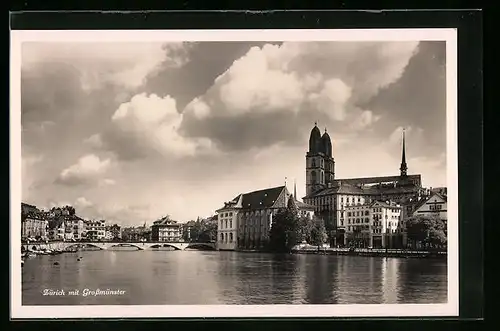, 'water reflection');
22,251,447,305
382,258,400,304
